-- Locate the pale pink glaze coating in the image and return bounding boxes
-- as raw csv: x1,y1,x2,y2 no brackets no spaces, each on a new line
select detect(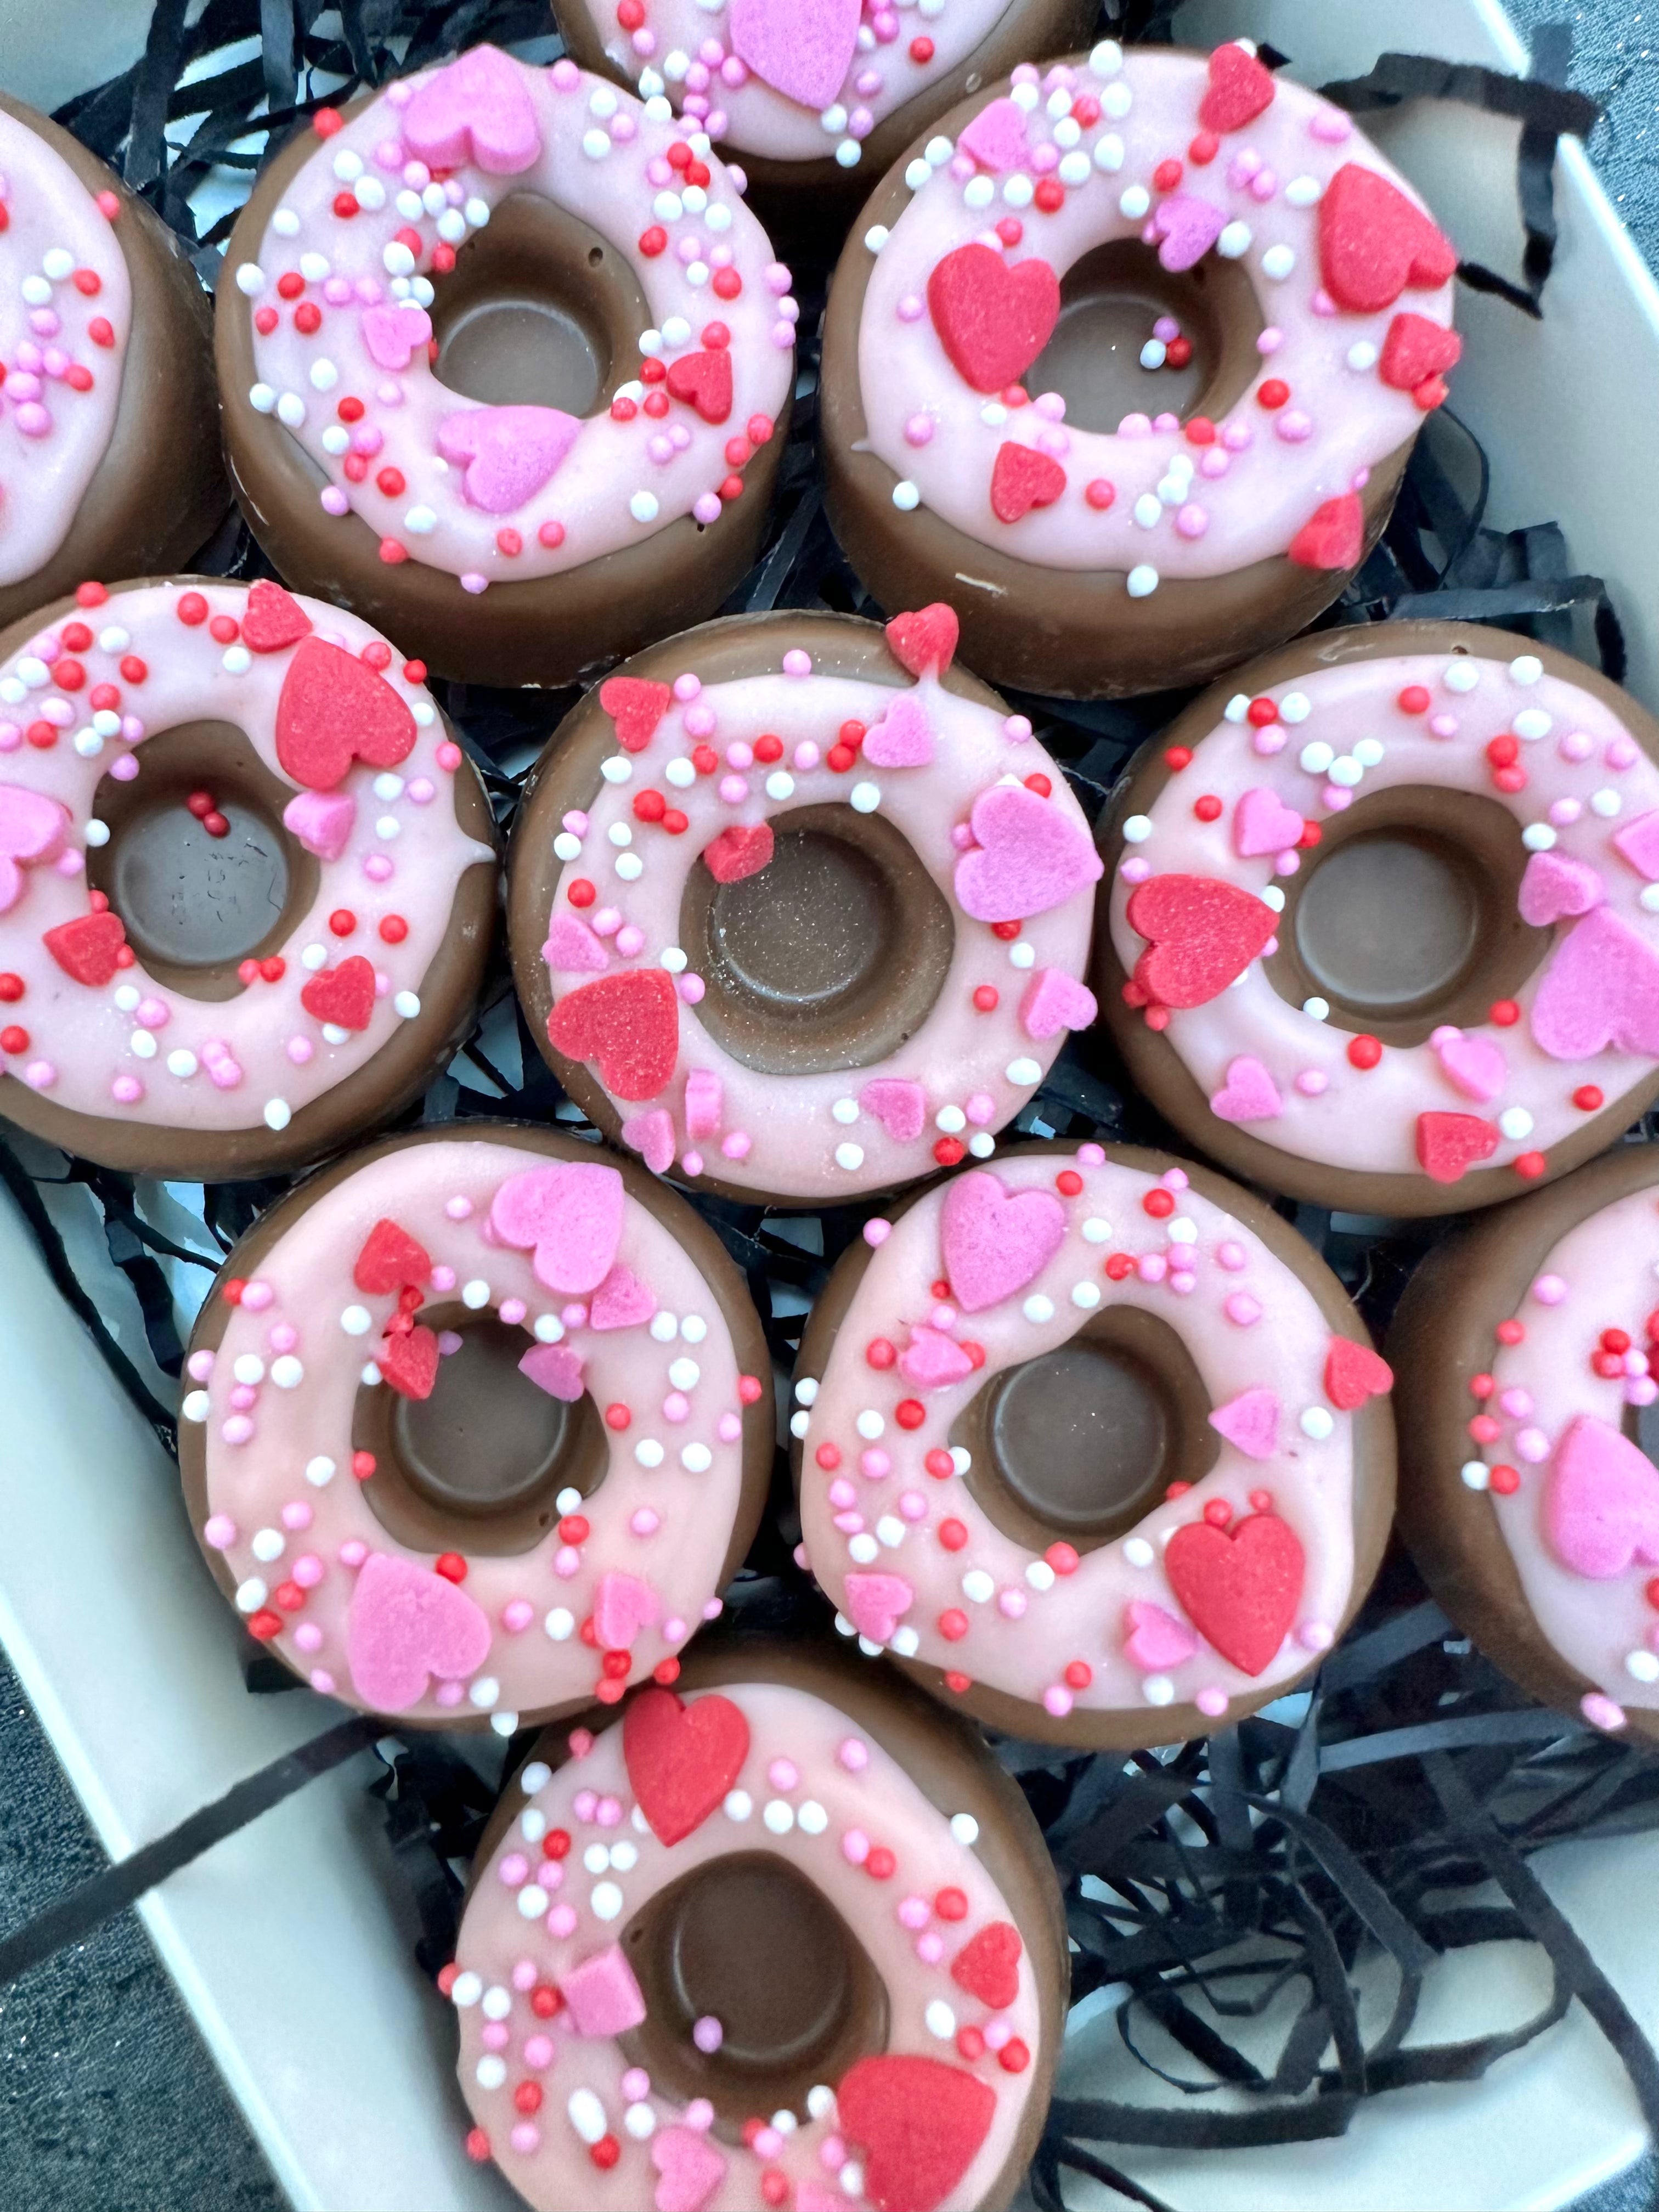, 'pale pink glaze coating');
453,1679,1043,2208
0,110,130,588
0,582,492,1136
235,48,794,590
538,644,1100,1200
1107,647,1659,1186
798,1147,1366,1723
183,1139,761,1728
855,43,1453,583
573,0,1013,166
